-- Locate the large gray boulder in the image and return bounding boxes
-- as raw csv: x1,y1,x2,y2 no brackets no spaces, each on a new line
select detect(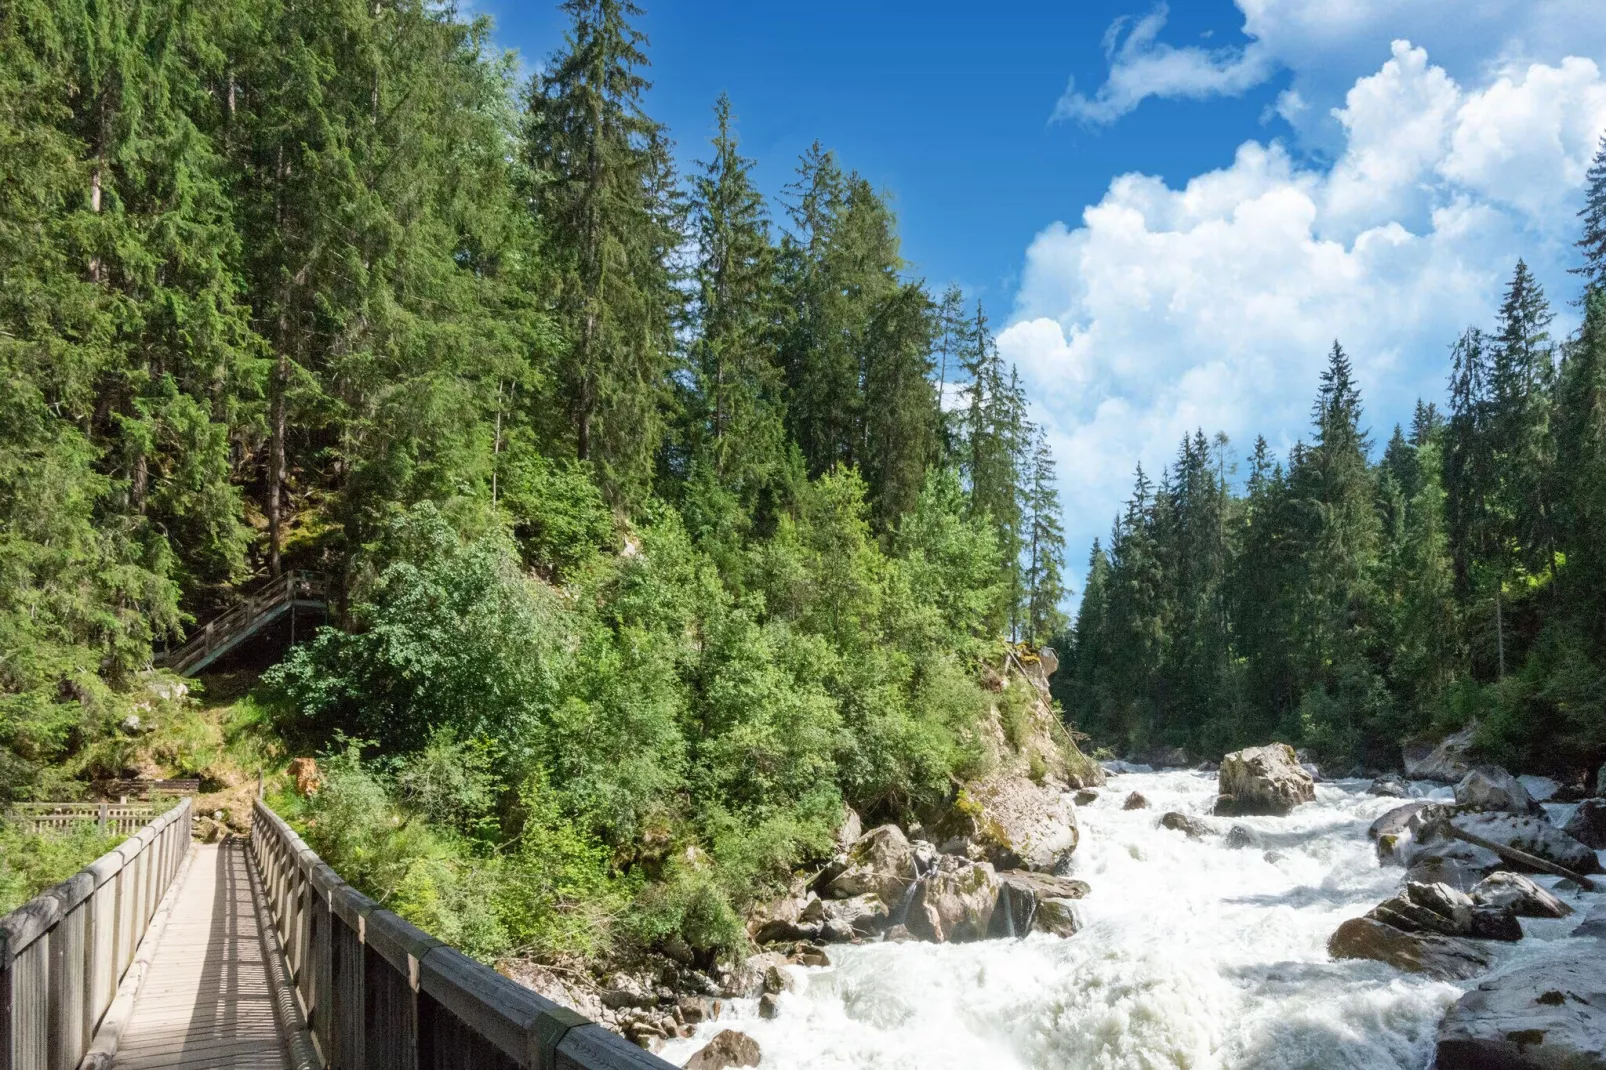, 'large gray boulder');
1404,725,1477,783
1368,773,1411,798
685,1030,762,1070
1457,766,1543,815
800,892,889,941
1366,881,1474,937
823,825,919,903
904,856,999,943
1449,813,1602,876
1328,916,1492,980
1564,799,1606,850
1371,801,1437,864
1215,743,1316,817
1471,872,1573,919
1434,948,1606,1069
